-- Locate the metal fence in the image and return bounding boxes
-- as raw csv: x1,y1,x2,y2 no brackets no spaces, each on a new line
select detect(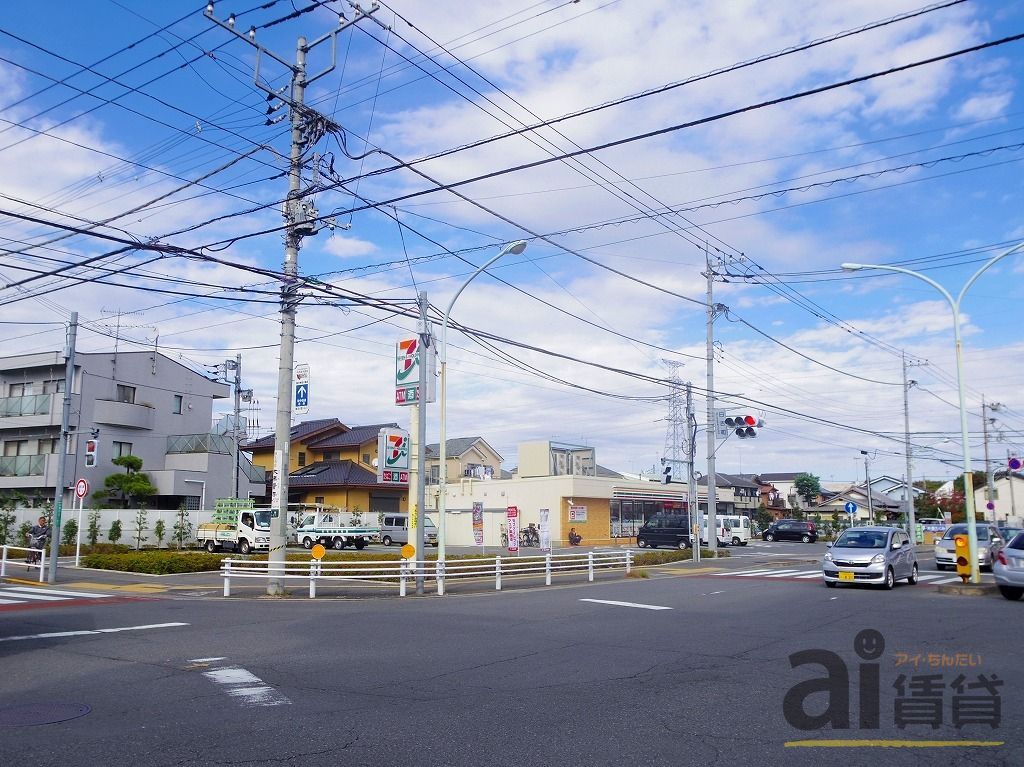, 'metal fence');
1,544,49,582
221,550,633,598
0,394,51,418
